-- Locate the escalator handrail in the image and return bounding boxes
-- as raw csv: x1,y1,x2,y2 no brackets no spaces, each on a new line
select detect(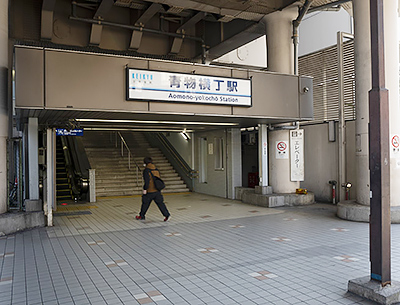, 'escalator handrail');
60,137,81,197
